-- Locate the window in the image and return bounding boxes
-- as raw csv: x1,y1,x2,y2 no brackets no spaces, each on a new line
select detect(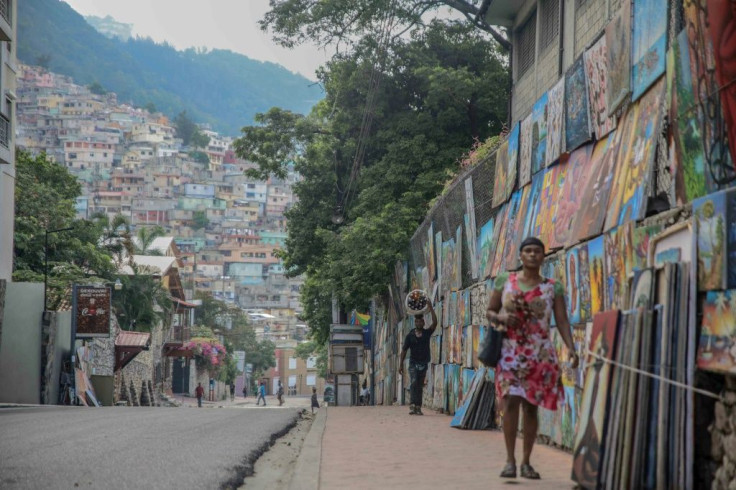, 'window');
288,375,297,387
307,356,317,369
539,0,560,51
307,375,316,386
516,11,537,79
289,357,297,369
345,347,358,372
